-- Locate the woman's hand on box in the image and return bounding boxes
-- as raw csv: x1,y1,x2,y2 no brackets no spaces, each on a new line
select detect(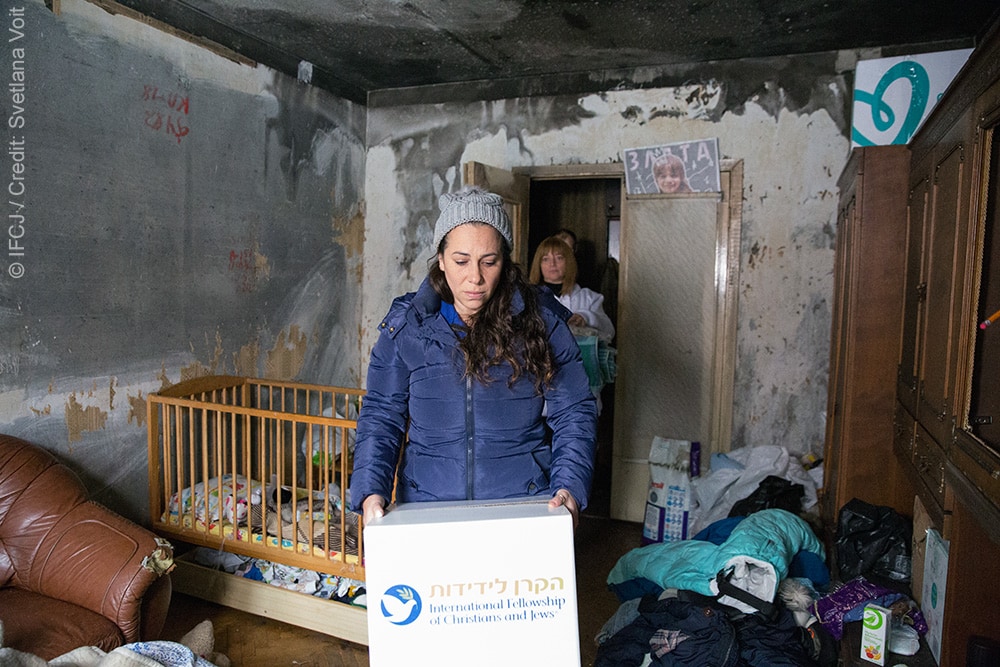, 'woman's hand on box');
362,494,387,526
548,488,579,529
